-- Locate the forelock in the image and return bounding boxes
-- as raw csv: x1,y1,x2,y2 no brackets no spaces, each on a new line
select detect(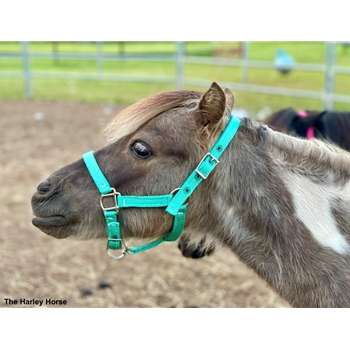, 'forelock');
102,90,202,144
